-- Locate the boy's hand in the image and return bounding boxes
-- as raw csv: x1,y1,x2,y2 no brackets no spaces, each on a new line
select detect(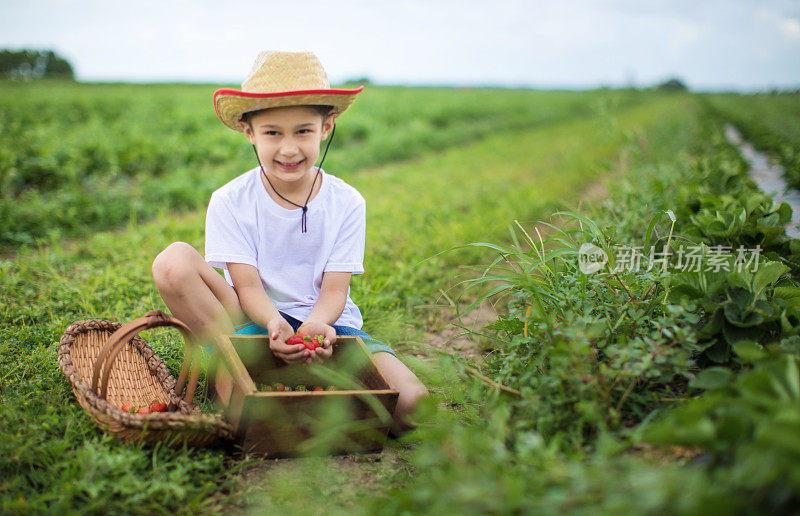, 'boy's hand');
298,320,336,363
266,316,308,364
